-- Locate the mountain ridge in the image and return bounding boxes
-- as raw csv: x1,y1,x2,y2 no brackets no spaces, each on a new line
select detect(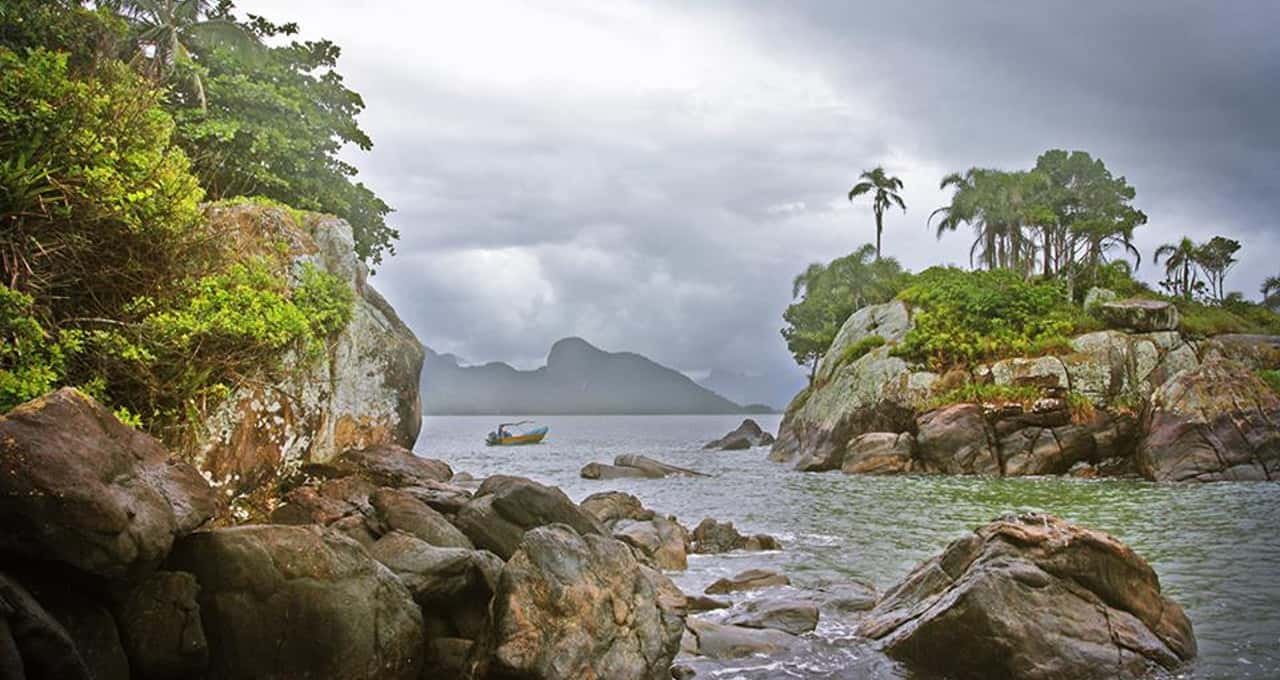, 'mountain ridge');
422,337,772,415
